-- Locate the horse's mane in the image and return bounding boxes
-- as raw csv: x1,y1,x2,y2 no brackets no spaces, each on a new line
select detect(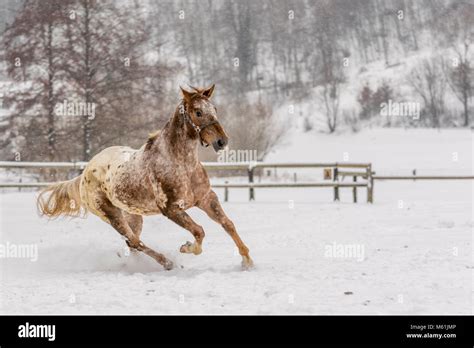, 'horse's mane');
145,130,160,151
